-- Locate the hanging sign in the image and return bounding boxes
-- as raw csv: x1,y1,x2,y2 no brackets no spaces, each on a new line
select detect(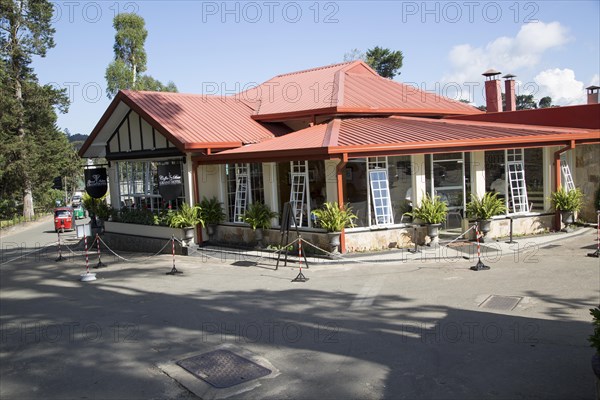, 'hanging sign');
158,164,183,201
84,168,108,199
